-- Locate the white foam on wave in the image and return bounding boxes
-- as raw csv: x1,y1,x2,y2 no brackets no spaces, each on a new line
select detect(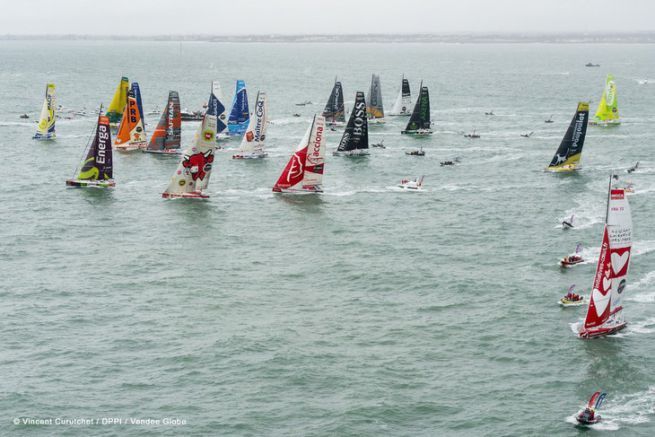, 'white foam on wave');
569,321,582,334
630,271,655,291
557,193,605,230
627,317,655,335
598,386,655,427
565,387,655,430
324,187,395,197
572,241,655,266
564,414,619,431
269,117,311,126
